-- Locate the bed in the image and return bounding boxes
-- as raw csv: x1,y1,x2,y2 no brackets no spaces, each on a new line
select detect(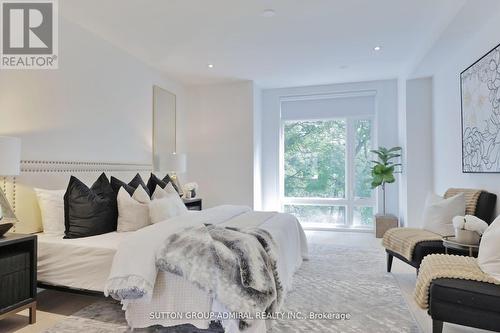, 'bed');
9,160,308,332
37,231,130,293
